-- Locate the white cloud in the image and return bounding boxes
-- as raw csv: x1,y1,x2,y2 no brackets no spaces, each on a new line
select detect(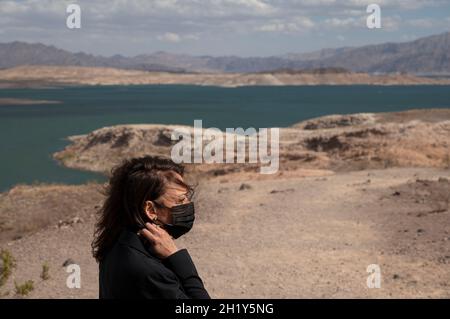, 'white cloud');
256,16,315,33
157,32,181,43
0,1,28,14
223,0,276,15
0,0,448,55
156,32,200,43
325,17,360,28
0,0,444,31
